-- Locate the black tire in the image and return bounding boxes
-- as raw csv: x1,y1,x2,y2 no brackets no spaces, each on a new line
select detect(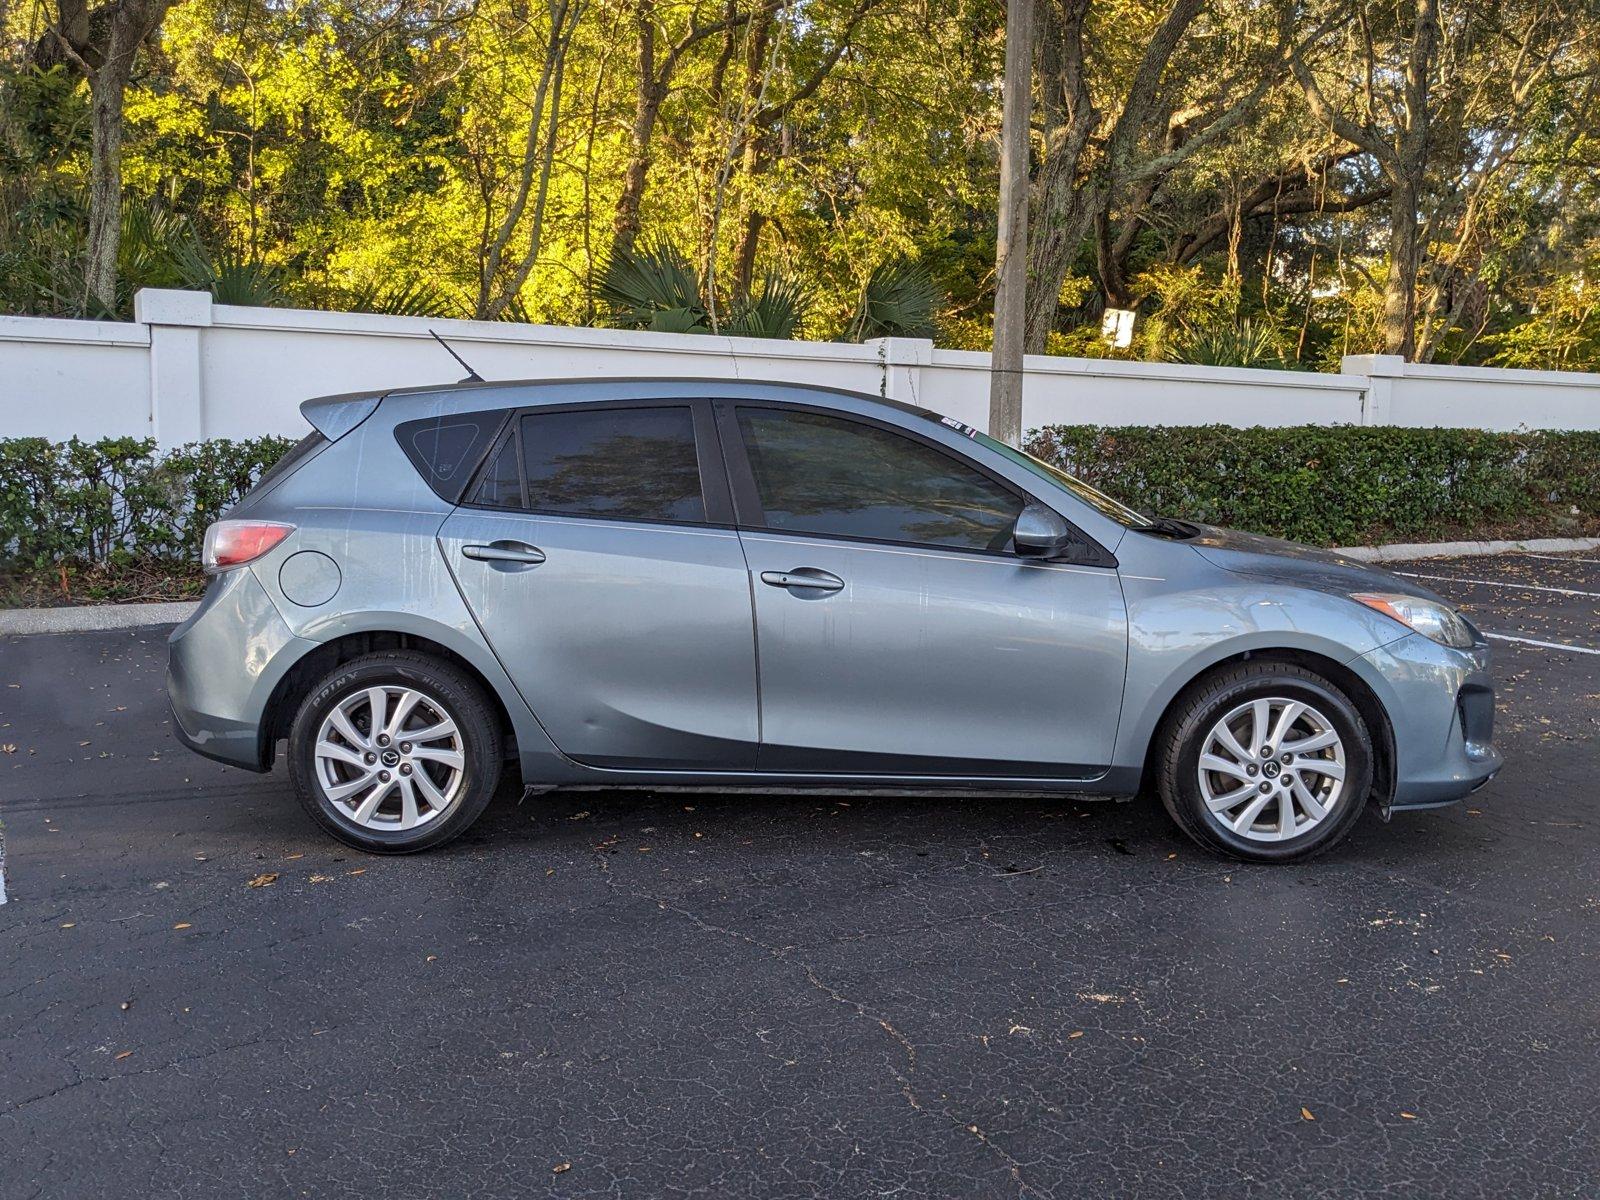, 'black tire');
287,651,503,854
1155,662,1373,863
